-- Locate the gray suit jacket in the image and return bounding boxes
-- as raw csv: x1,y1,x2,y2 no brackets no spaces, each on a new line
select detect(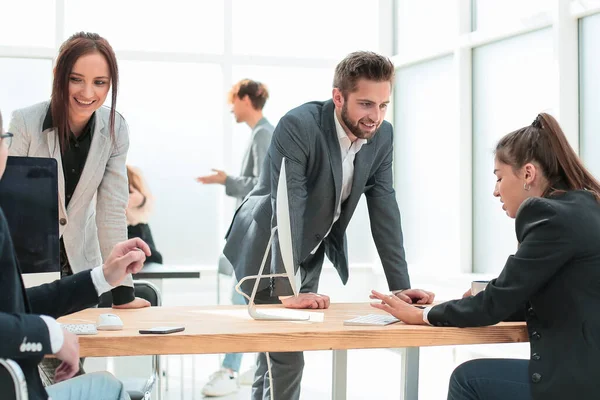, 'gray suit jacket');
8,101,132,287
224,100,409,297
225,118,274,206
